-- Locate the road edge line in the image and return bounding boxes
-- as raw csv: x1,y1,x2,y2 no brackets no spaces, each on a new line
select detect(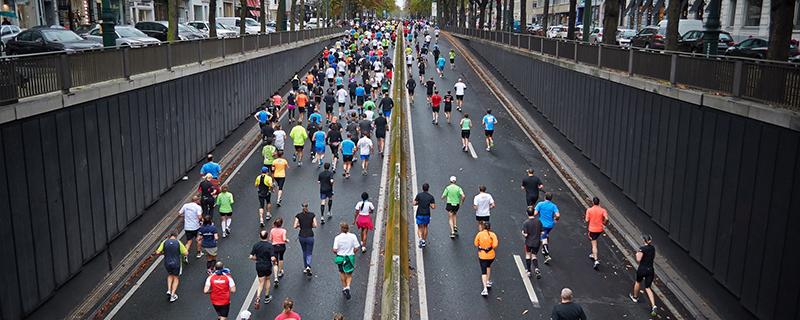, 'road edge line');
512,254,541,308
